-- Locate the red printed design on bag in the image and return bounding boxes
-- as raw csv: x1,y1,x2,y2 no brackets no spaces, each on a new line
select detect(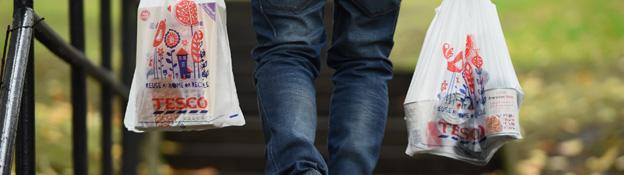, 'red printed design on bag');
157,48,165,56
442,35,481,93
462,35,479,93
485,115,502,135
153,20,167,47
146,0,211,82
442,43,464,73
191,30,204,63
441,80,448,91
165,29,181,48
427,122,442,145
472,53,483,69
428,120,486,145
175,0,199,26
437,35,488,124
